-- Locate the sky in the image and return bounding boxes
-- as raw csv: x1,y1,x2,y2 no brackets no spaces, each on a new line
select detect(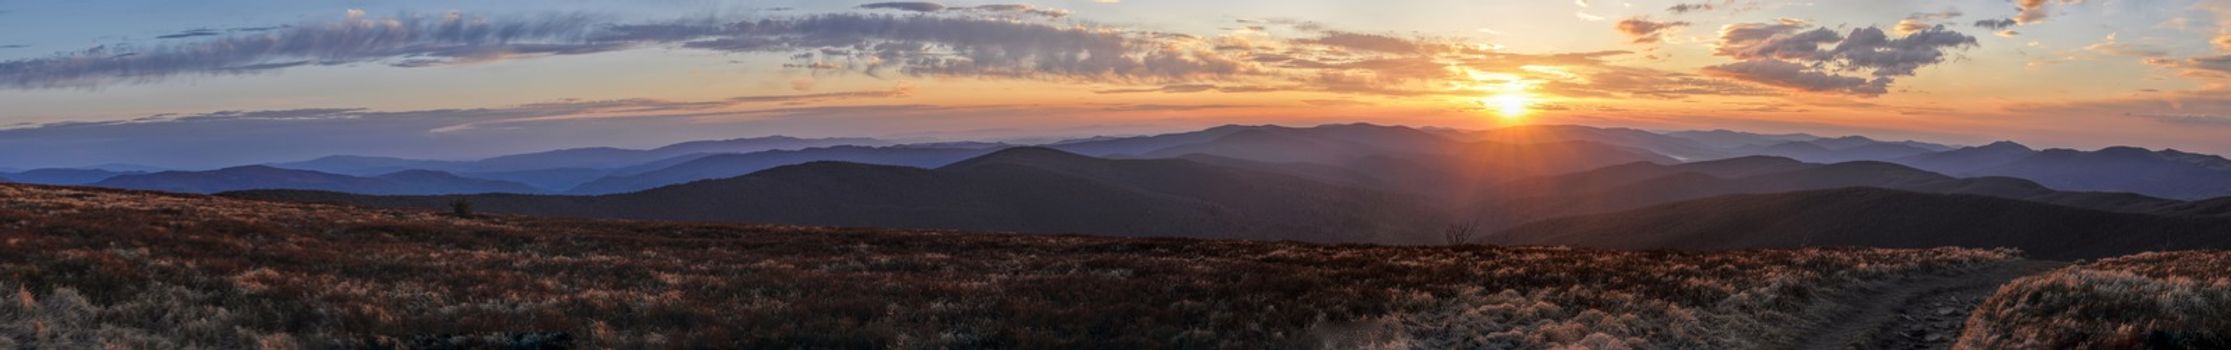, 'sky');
2,0,2229,168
